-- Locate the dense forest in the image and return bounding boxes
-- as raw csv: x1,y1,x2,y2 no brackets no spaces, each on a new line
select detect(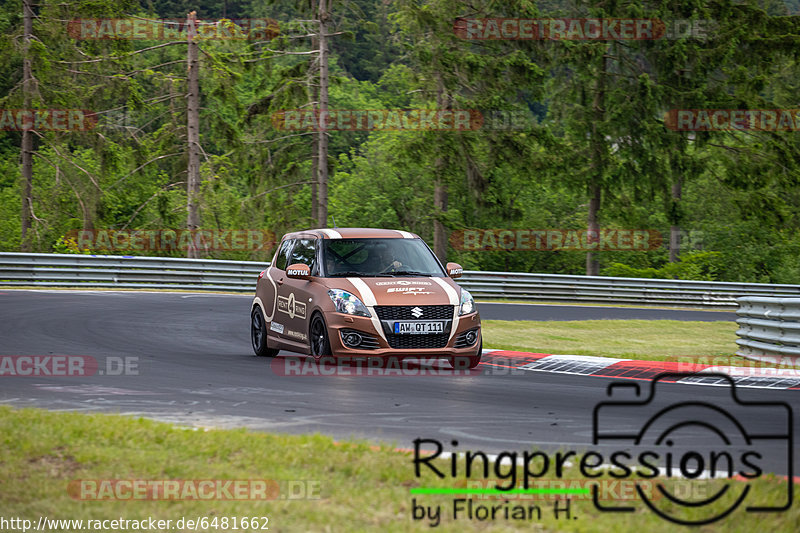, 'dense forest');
1,0,800,282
